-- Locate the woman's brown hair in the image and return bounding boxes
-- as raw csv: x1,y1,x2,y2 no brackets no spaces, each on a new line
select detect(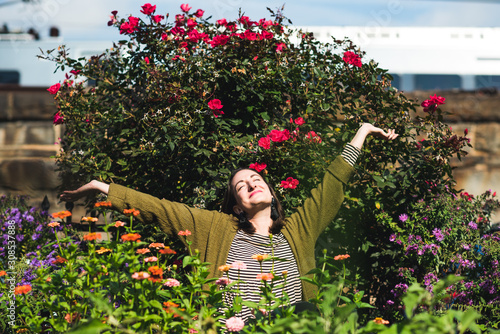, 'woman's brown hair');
221,168,285,234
